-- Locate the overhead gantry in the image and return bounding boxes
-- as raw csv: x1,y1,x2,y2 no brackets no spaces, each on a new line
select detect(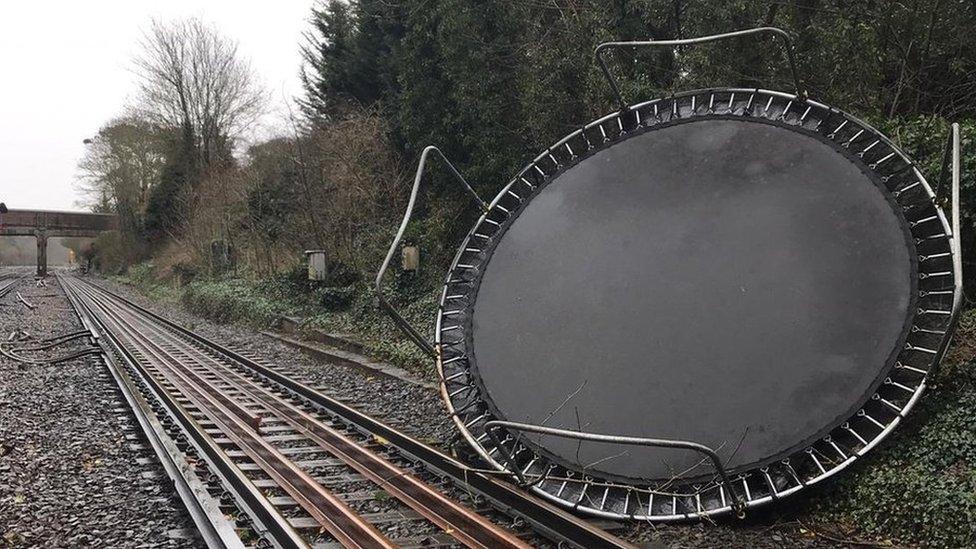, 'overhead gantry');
0,208,117,276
